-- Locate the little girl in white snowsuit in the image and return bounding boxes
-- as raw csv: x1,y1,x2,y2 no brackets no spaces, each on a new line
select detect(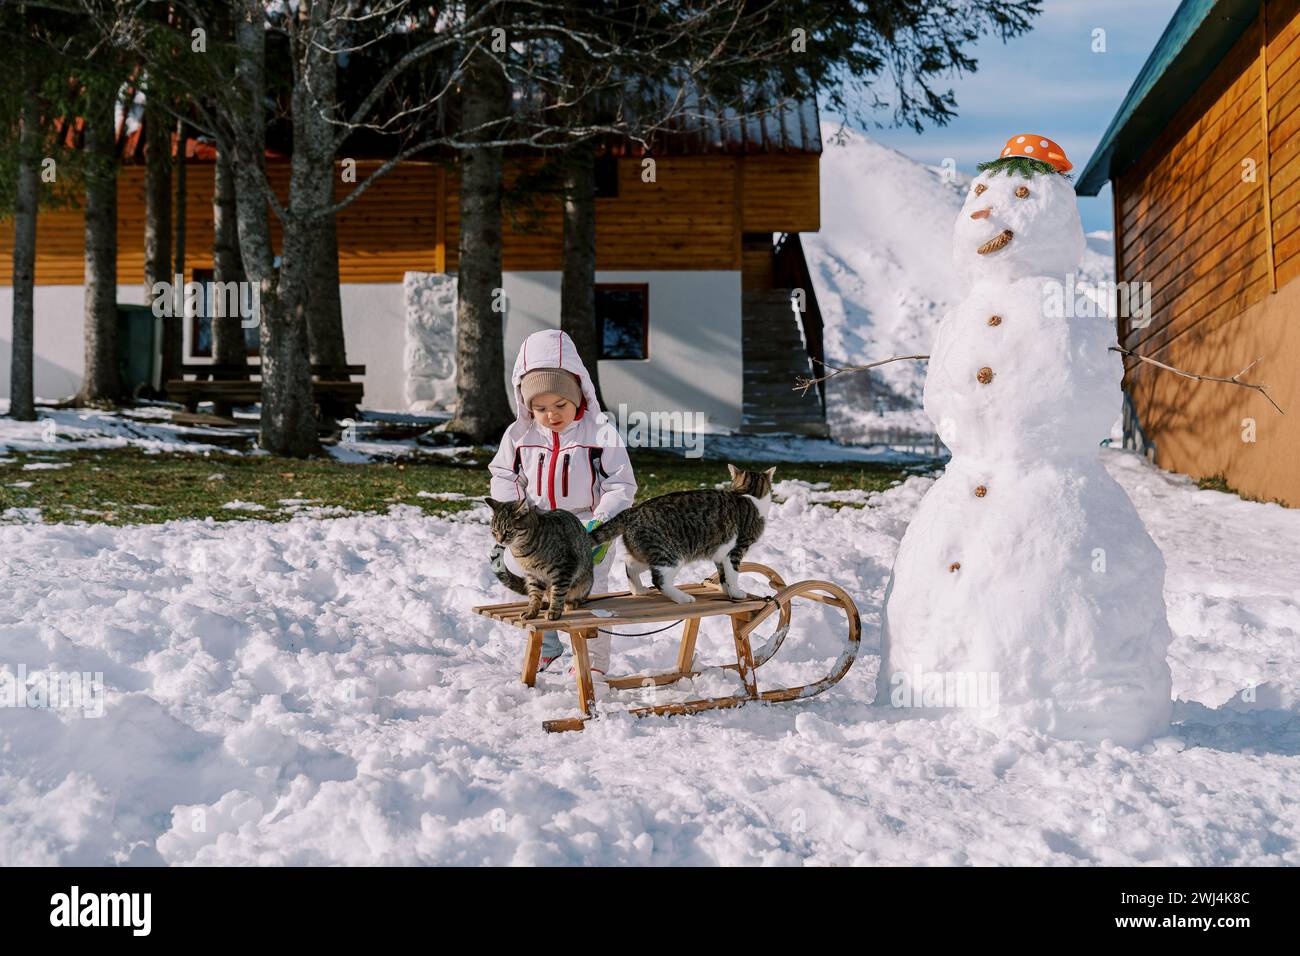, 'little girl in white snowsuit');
488,329,636,691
